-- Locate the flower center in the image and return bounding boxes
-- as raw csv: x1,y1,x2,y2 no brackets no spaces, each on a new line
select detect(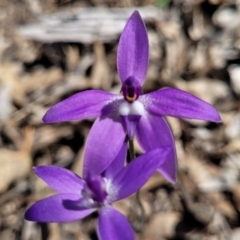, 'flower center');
118,100,145,139
118,100,145,116
82,175,108,204
119,76,145,138
121,76,142,102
